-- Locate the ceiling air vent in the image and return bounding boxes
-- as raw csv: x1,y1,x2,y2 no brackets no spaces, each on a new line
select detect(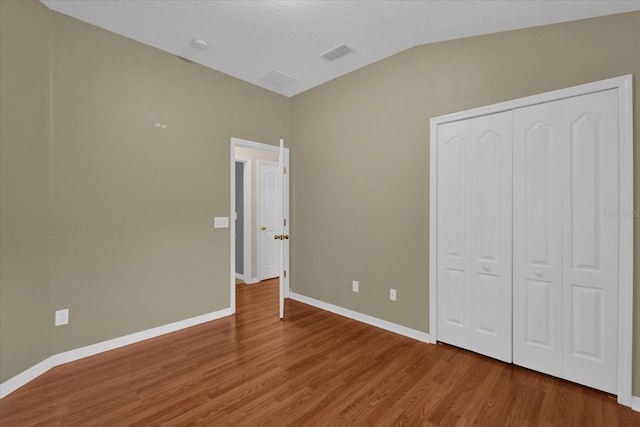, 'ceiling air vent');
321,44,353,61
259,70,297,87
